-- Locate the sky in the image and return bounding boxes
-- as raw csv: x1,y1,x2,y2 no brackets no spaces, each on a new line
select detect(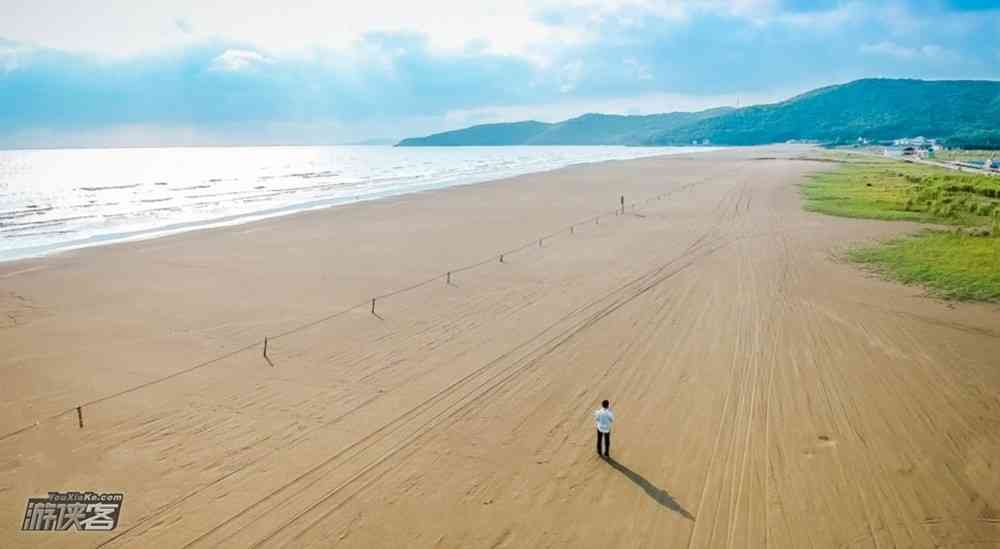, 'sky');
1,0,999,148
